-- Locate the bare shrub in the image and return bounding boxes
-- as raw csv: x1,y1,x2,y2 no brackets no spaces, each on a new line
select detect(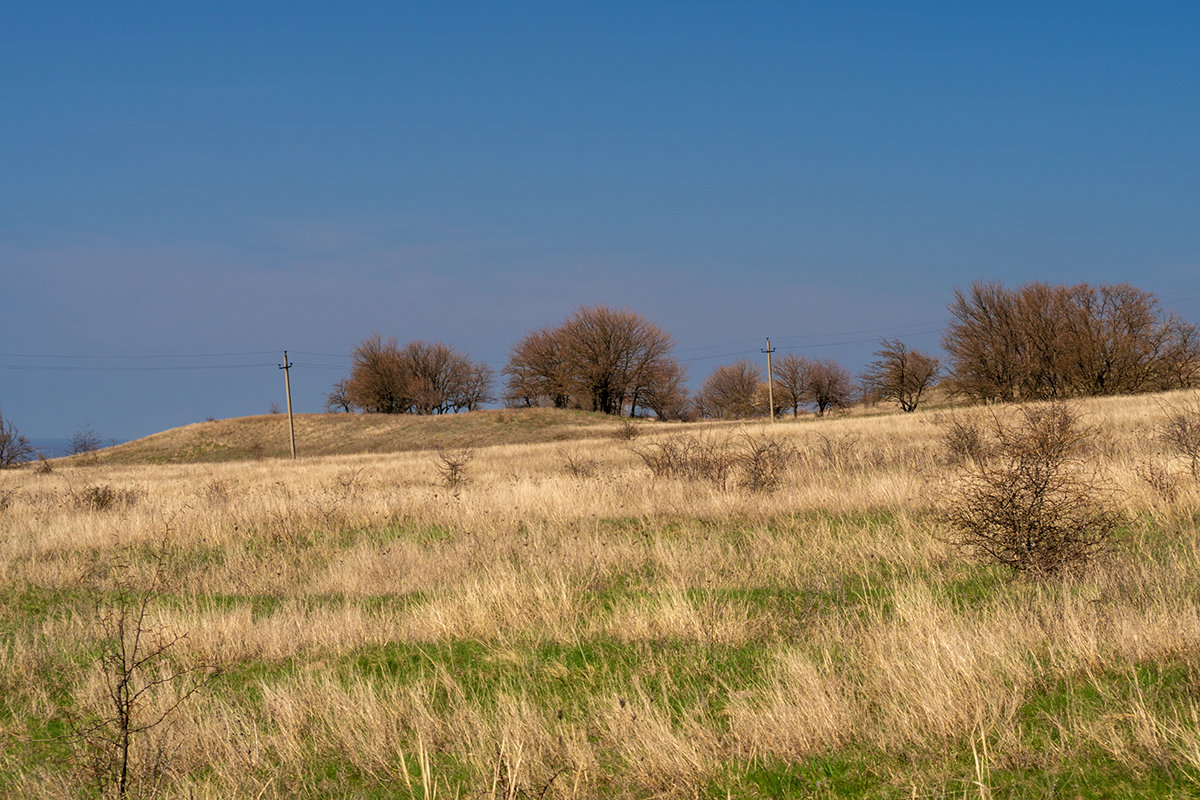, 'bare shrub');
941,403,1120,577
66,538,220,800
737,435,793,492
561,450,598,478
635,433,791,492
806,432,860,472
74,485,138,512
635,434,738,490
614,417,642,441
1135,462,1181,503
936,411,991,466
1159,400,1200,479
434,449,475,493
